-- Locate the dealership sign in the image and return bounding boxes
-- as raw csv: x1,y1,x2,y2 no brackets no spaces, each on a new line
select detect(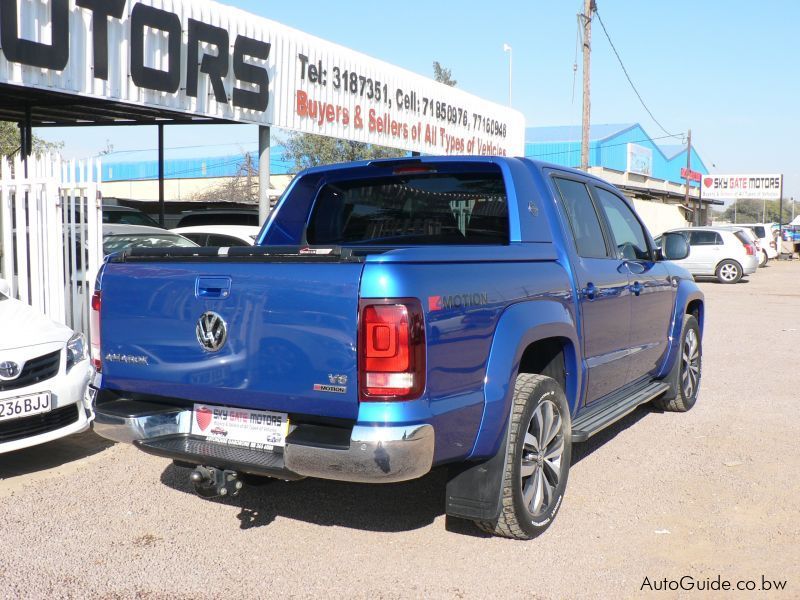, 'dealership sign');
701,174,783,200
0,0,525,156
